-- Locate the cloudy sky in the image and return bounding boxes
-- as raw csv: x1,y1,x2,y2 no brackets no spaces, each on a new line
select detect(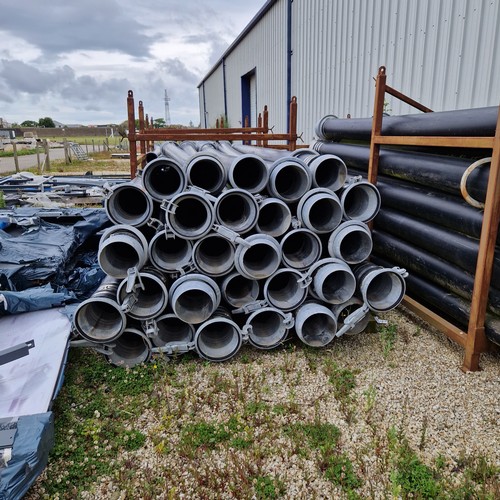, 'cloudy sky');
0,0,266,126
